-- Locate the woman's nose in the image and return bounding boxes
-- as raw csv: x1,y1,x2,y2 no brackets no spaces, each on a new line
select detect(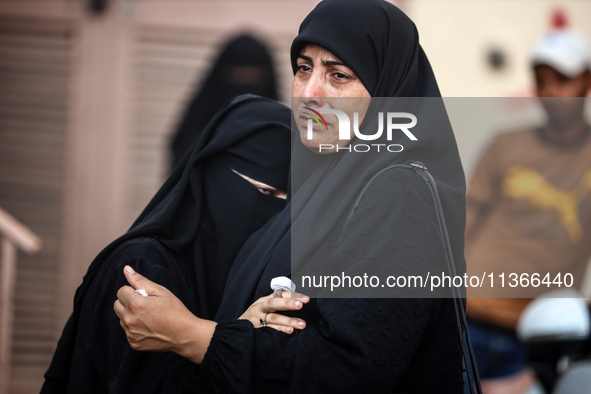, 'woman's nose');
301,73,326,104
